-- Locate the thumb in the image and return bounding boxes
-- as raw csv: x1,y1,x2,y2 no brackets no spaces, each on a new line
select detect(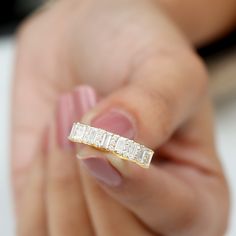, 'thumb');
74,51,207,235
